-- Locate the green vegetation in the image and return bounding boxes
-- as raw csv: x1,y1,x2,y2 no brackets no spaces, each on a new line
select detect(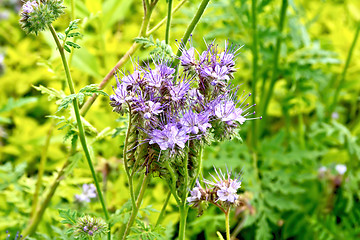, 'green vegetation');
0,0,360,239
